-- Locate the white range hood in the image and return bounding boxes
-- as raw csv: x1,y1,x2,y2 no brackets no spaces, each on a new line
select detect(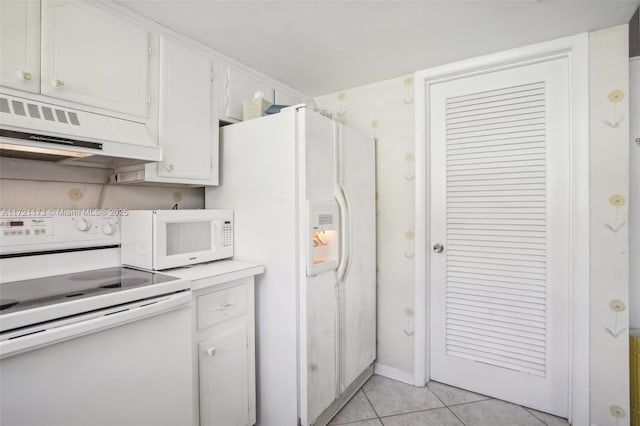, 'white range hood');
0,94,161,167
